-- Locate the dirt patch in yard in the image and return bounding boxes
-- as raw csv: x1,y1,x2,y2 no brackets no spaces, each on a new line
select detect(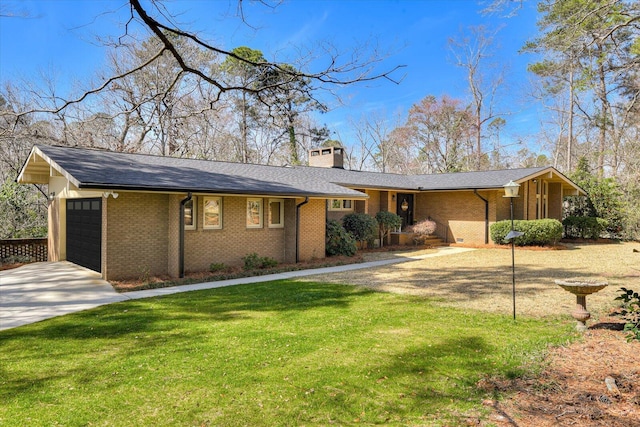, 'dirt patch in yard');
302,241,640,426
